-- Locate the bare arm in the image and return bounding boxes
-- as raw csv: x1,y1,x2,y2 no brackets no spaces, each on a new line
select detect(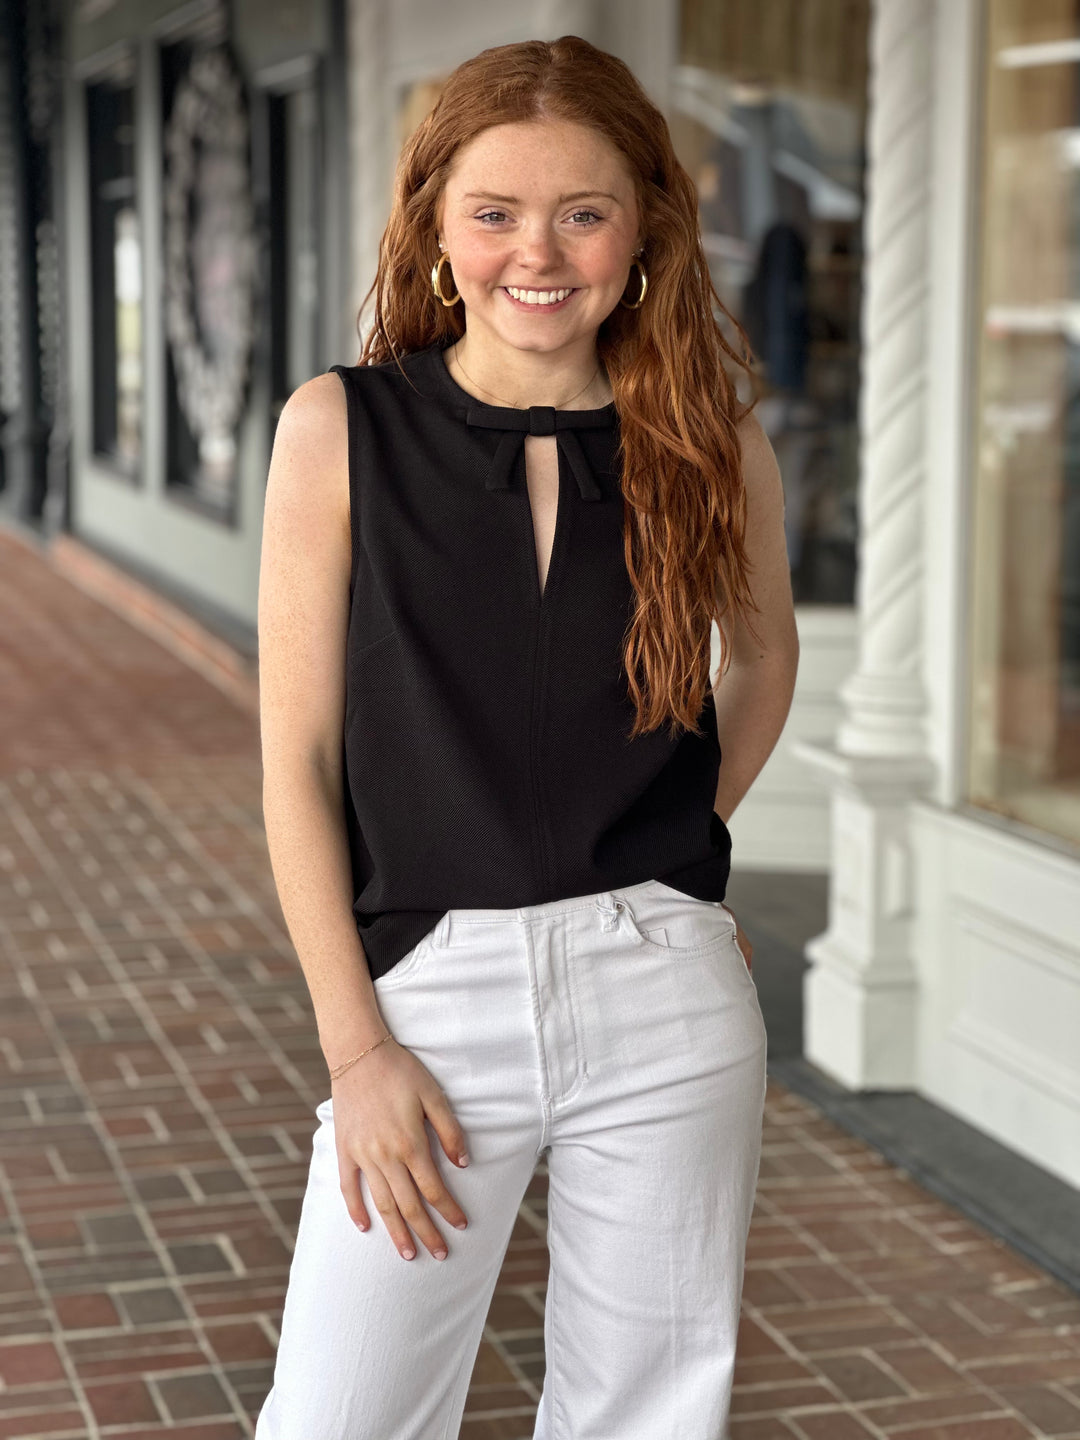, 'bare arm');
257,372,385,1064
257,371,470,1260
712,408,801,825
